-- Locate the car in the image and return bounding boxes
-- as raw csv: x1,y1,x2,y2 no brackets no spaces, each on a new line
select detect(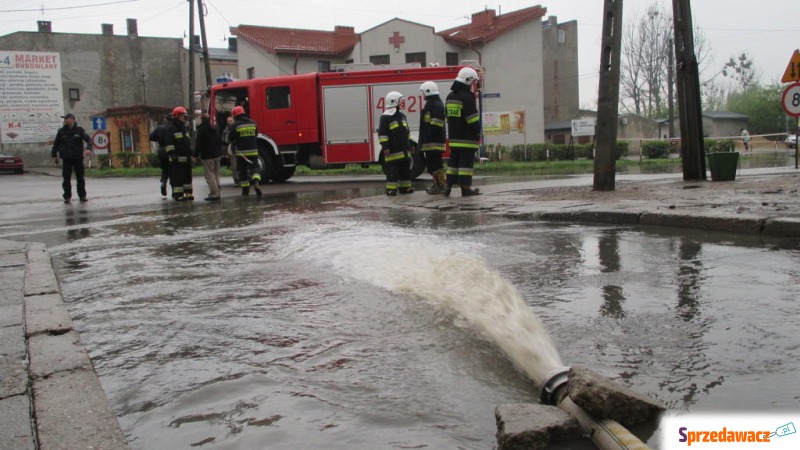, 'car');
786,134,797,149
0,154,24,174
